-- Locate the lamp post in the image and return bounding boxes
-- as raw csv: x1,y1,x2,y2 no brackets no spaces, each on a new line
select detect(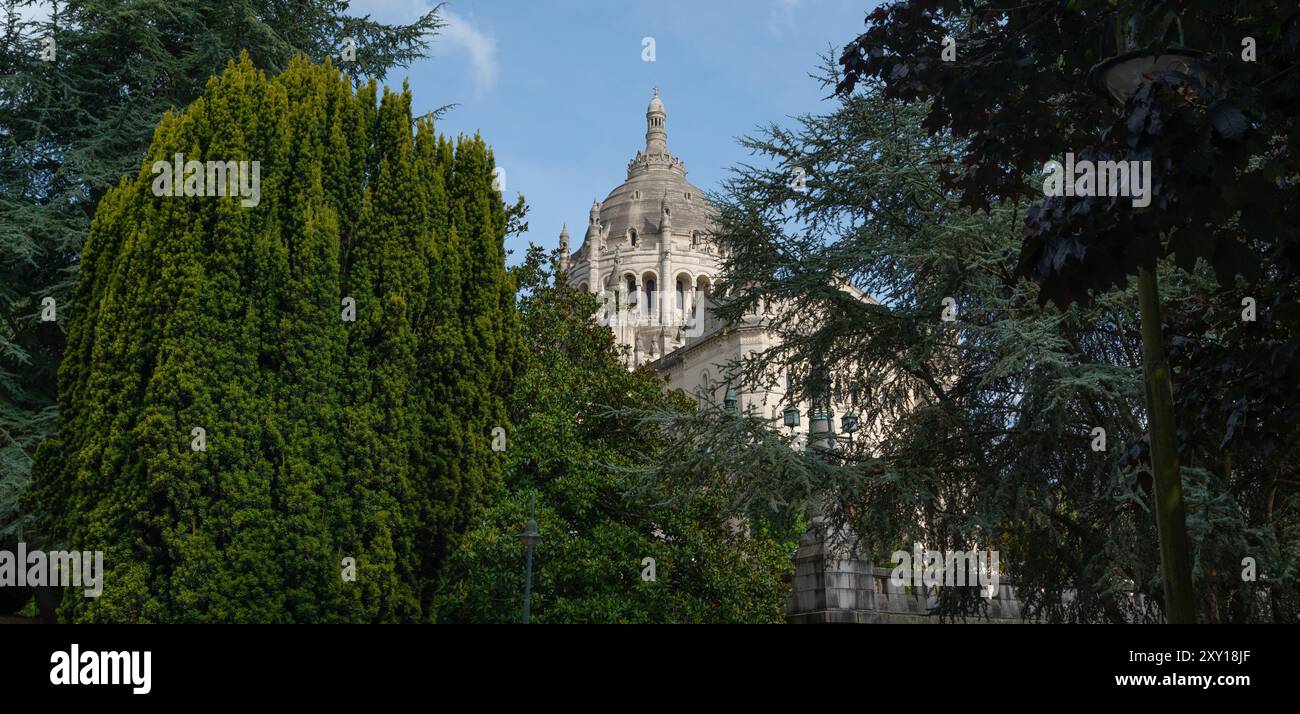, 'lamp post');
724,385,738,413
810,409,833,452
1085,42,1203,625
520,491,541,624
